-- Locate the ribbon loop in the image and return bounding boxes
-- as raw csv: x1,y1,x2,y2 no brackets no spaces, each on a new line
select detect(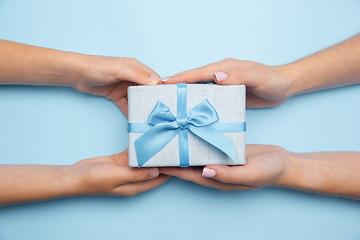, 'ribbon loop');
187,99,219,127
148,101,176,125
